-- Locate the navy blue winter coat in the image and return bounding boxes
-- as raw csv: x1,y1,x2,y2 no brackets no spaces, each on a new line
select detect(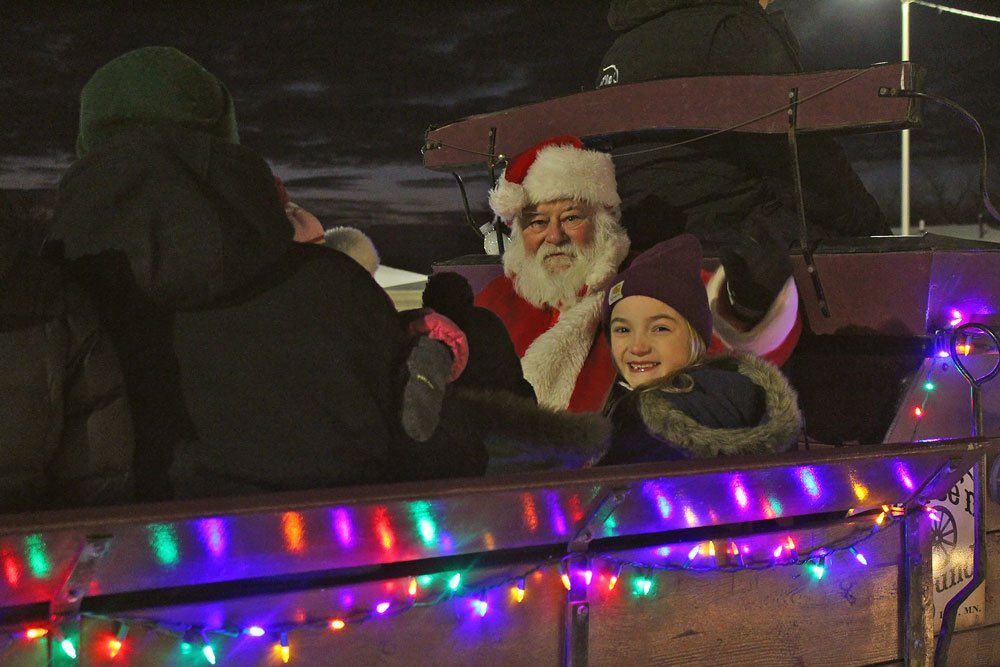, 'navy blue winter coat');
599,354,802,464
